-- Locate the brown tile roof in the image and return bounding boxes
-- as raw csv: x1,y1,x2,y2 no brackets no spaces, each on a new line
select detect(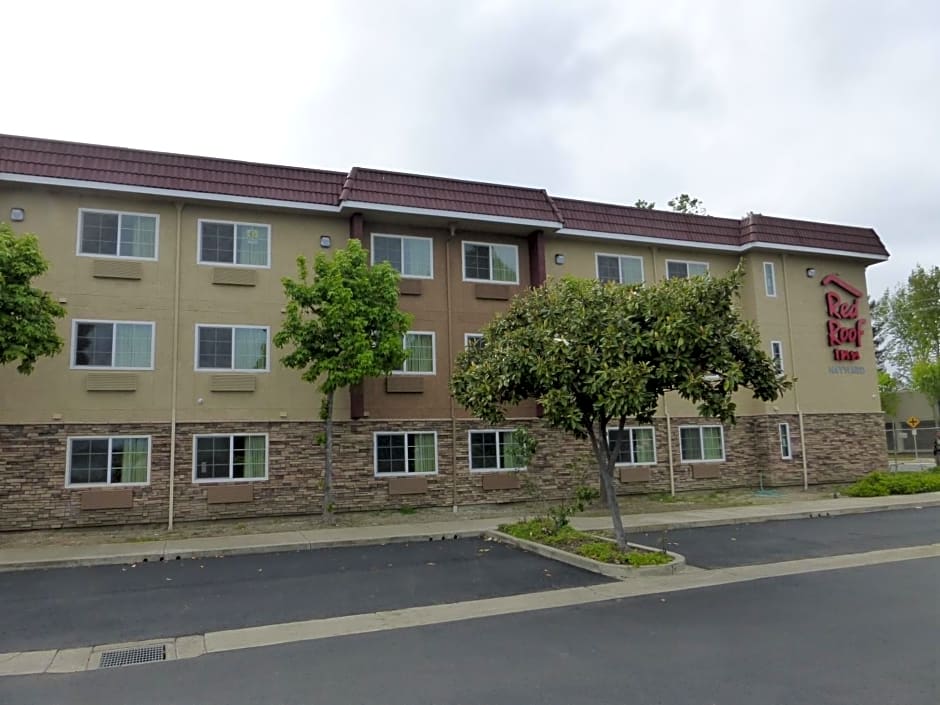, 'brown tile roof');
740,214,889,257
0,134,346,206
0,134,887,258
554,197,742,246
340,167,562,224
